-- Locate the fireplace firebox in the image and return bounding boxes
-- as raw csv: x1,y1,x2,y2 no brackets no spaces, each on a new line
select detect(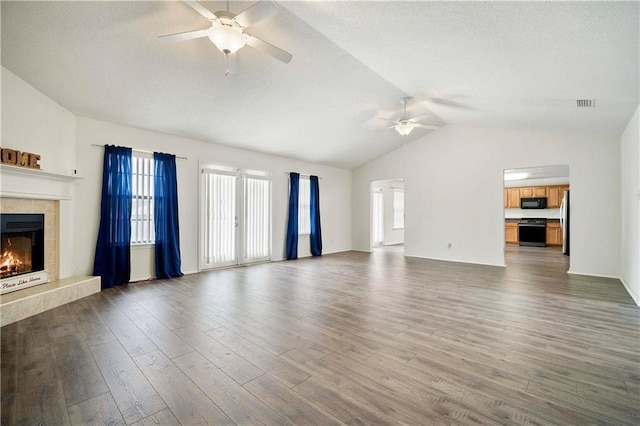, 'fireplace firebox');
1,214,46,291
